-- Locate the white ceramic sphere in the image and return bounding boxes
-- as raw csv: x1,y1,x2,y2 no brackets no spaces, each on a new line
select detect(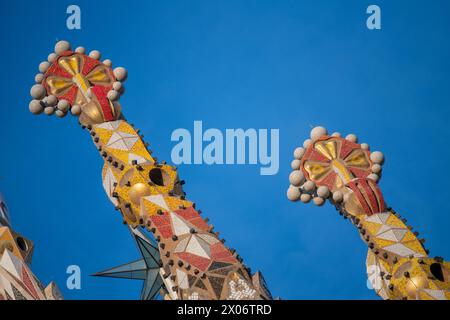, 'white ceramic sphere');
331,132,341,137
345,133,358,143
368,173,379,182
35,73,44,83
75,46,86,54
370,151,384,164
107,90,119,101
371,164,382,174
89,50,101,60
303,180,315,192
112,81,122,91
55,109,67,118
291,159,301,170
303,139,312,149
57,99,70,112
39,61,50,73
30,84,46,99
332,191,343,203
44,106,55,115
289,170,305,186
29,100,44,114
103,59,112,67
54,40,71,55
293,147,305,159
300,193,311,203
45,95,58,106
71,105,82,116
317,186,330,198
47,53,57,63
113,67,128,81
287,186,301,201
310,126,327,141
313,197,325,206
